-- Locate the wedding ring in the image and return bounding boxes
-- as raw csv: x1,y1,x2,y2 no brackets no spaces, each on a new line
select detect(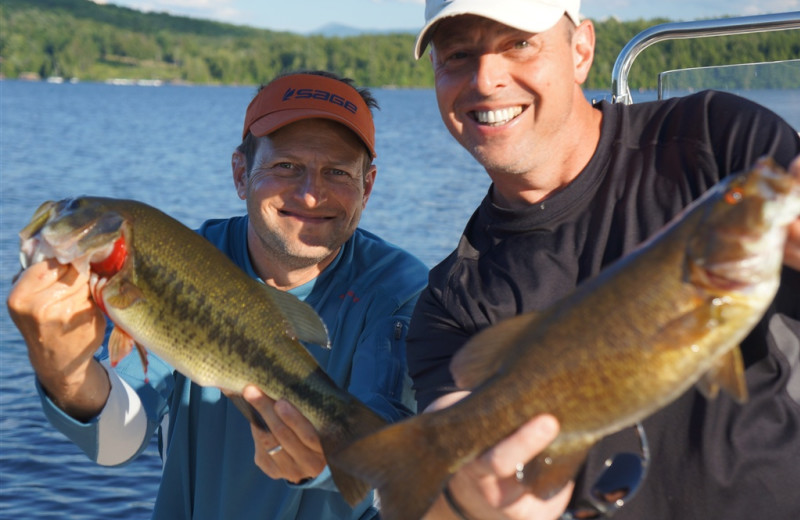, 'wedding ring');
267,444,283,456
